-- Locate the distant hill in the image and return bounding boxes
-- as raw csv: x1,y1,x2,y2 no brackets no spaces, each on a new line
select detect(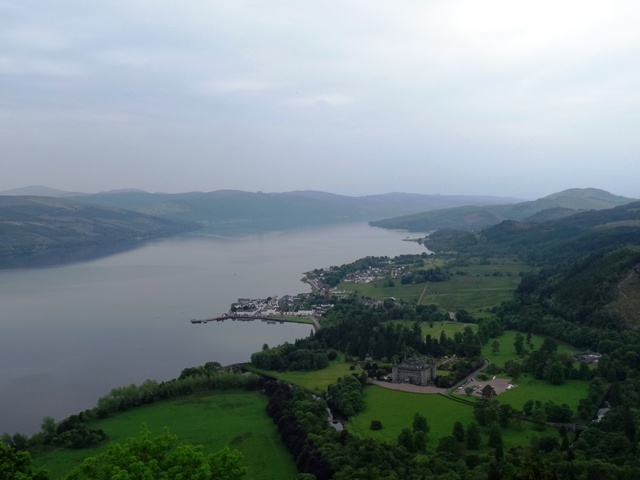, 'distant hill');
425,199,640,262
0,185,88,197
370,188,637,232
0,196,194,267
72,190,521,233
